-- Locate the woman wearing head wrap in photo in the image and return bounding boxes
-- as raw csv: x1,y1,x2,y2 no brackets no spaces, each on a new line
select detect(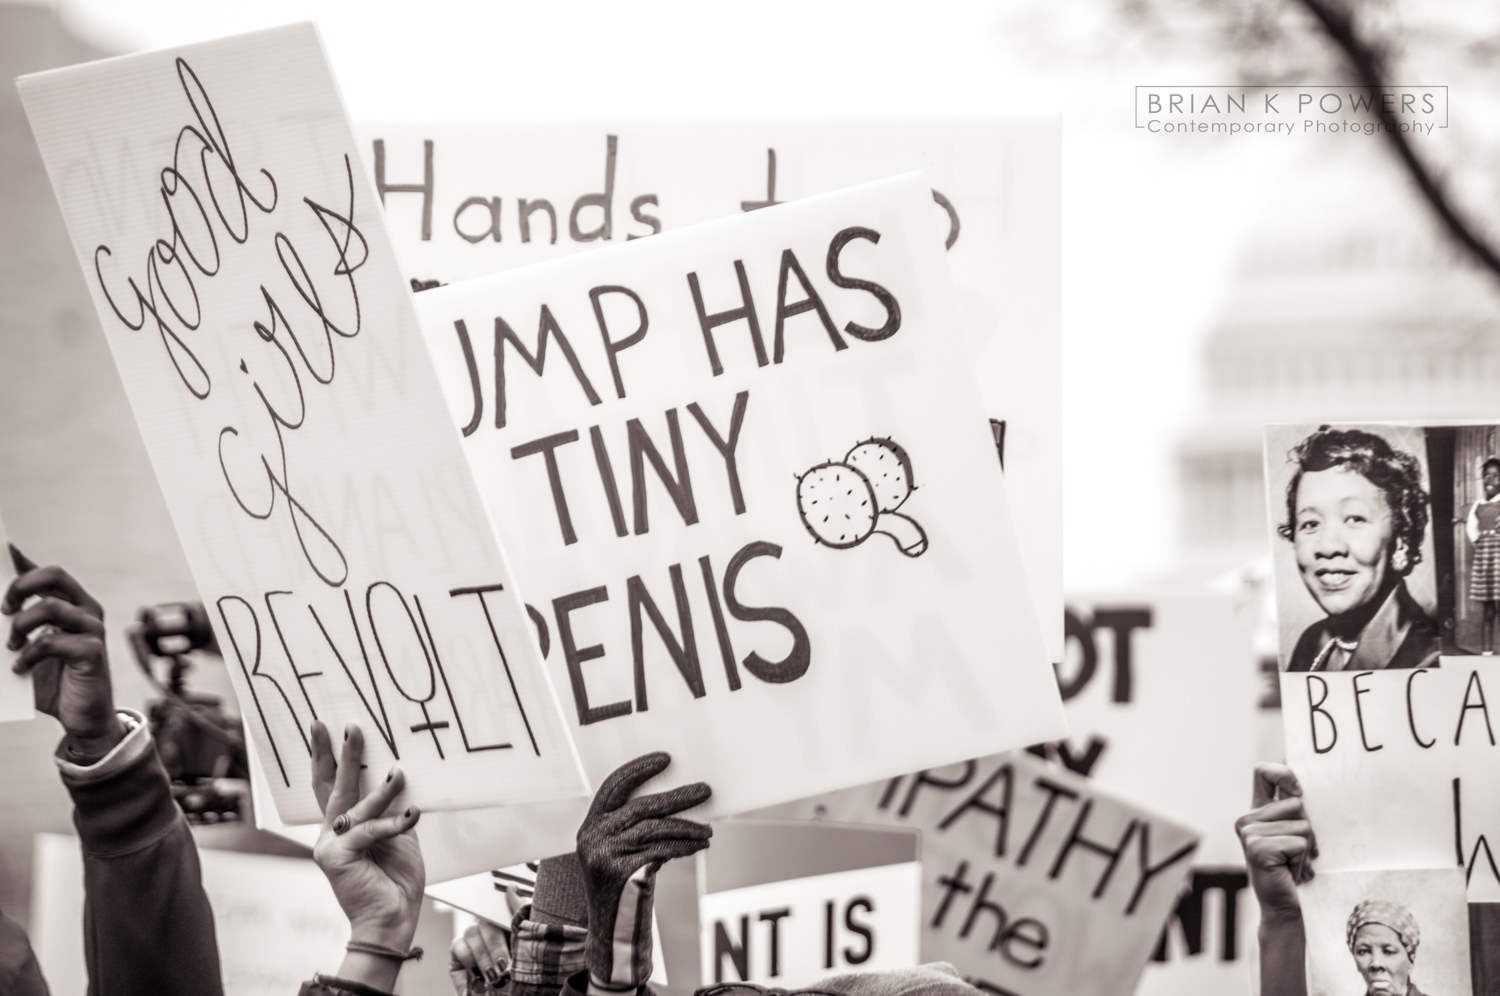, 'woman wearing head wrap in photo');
1347,900,1425,996
1278,426,1440,671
